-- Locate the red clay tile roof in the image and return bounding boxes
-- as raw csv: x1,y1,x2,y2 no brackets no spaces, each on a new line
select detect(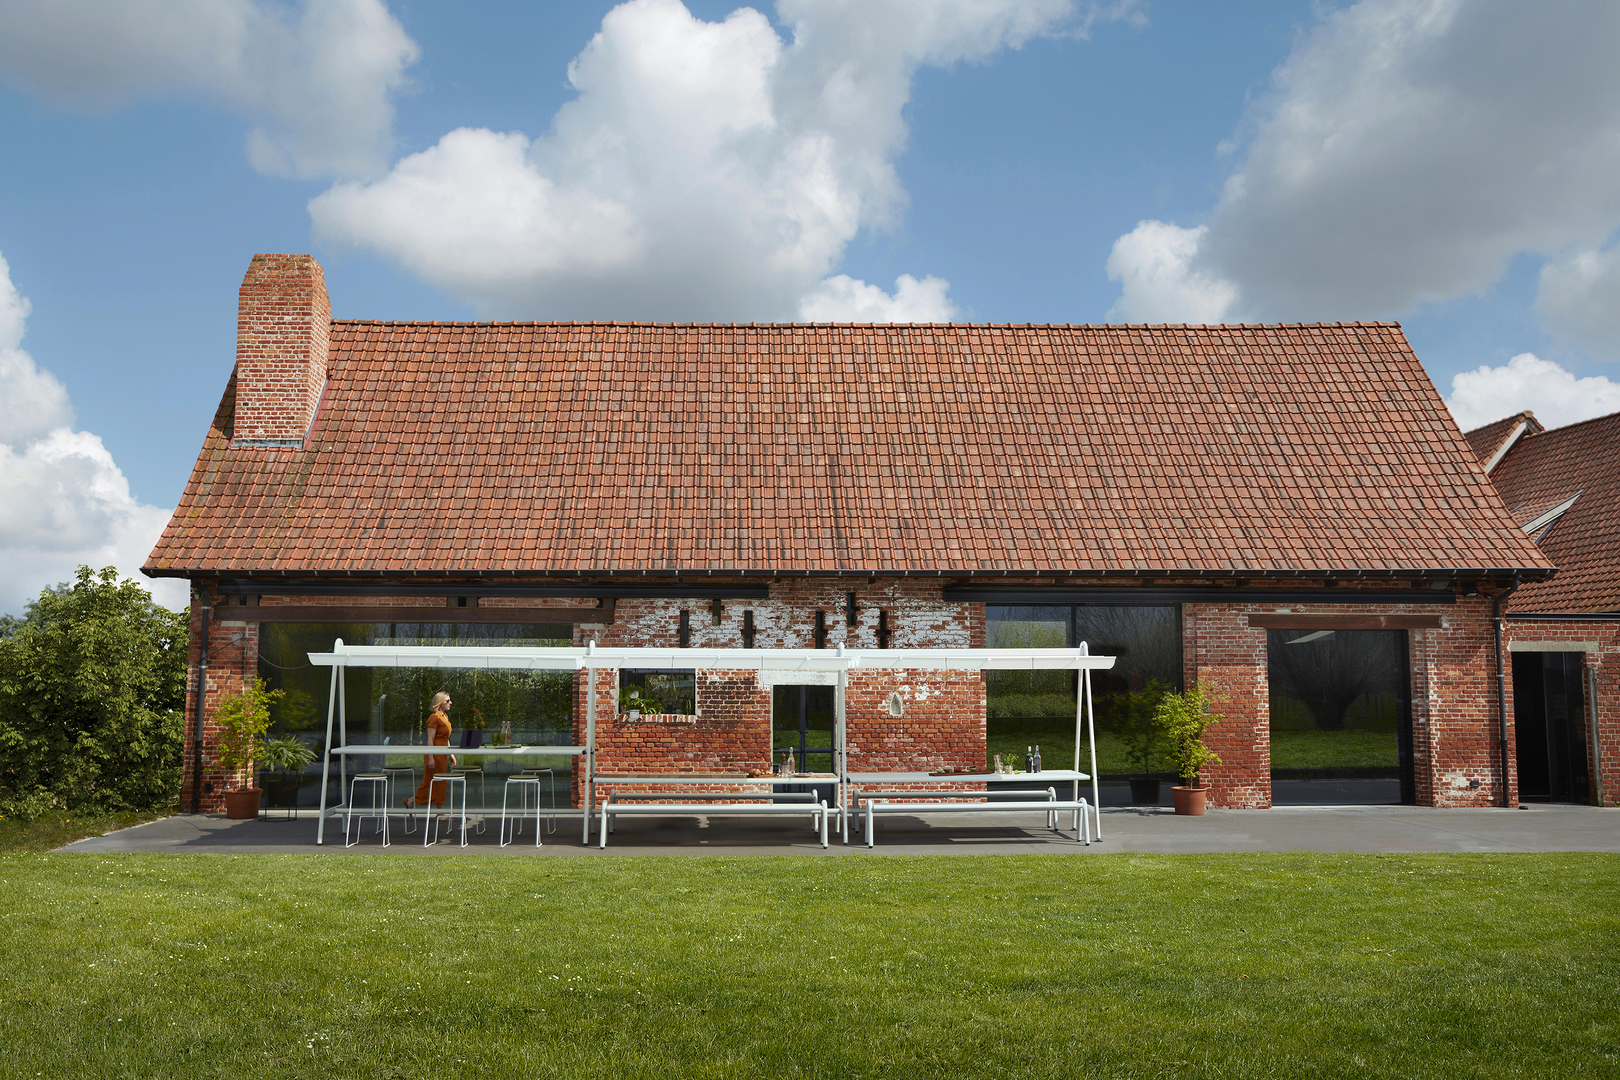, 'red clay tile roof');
1464,410,1542,469
1482,409,1620,612
145,321,1553,579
